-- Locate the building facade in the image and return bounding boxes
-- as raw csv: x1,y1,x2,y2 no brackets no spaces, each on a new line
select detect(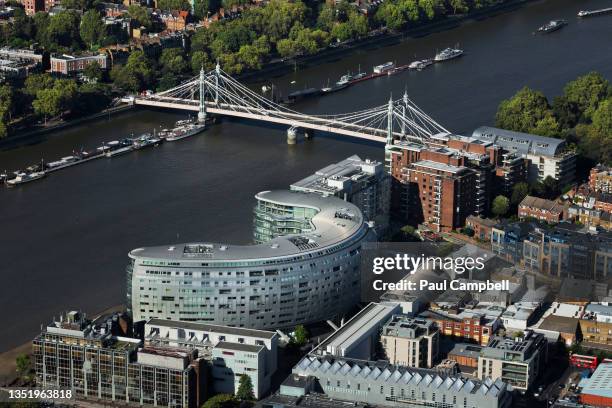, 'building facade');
128,191,373,331
33,311,201,408
381,315,439,368
50,53,110,75
290,155,390,235
518,195,565,223
477,331,547,391
589,165,612,194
